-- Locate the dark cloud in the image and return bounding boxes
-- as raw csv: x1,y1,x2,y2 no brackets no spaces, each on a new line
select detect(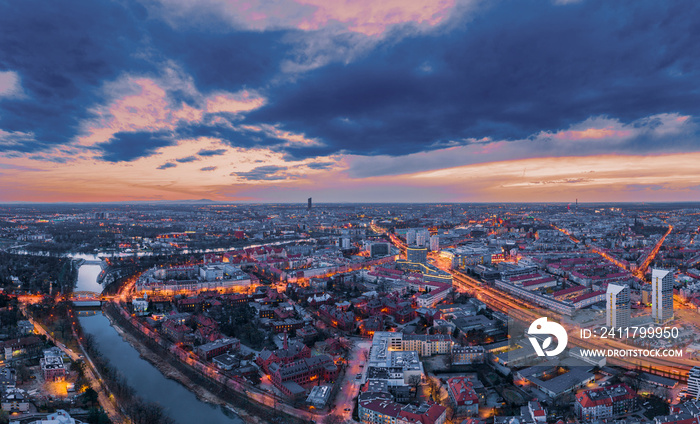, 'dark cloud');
0,0,289,157
152,27,285,95
0,0,150,152
175,156,198,163
197,148,227,157
4,0,700,166
99,132,174,162
200,166,217,171
157,162,177,170
232,165,288,181
305,161,335,170
249,0,700,159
